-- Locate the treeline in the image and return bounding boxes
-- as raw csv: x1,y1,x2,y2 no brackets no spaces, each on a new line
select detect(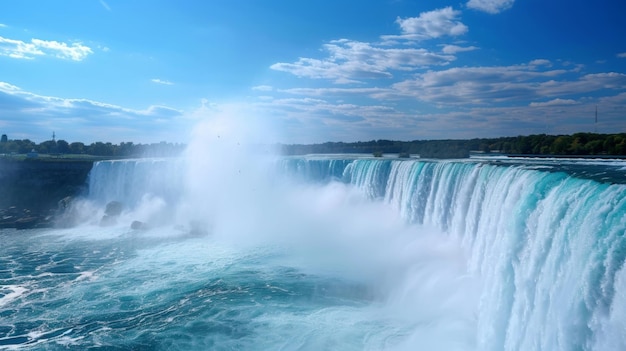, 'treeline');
0,135,185,158
280,133,626,158
3,132,626,159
